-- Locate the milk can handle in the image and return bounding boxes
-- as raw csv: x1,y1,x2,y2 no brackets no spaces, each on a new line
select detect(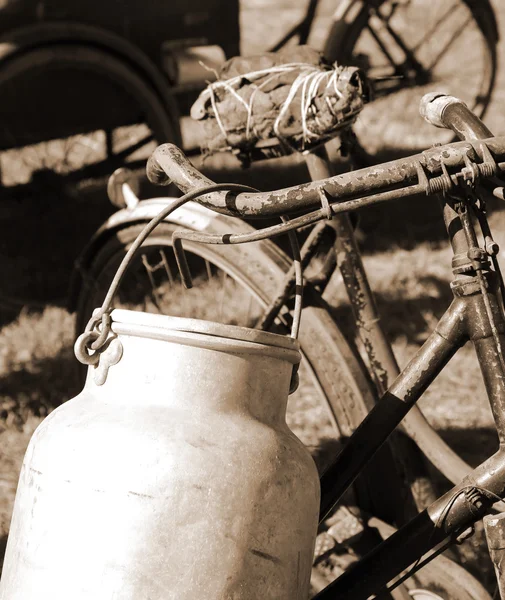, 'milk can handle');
74,183,304,368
